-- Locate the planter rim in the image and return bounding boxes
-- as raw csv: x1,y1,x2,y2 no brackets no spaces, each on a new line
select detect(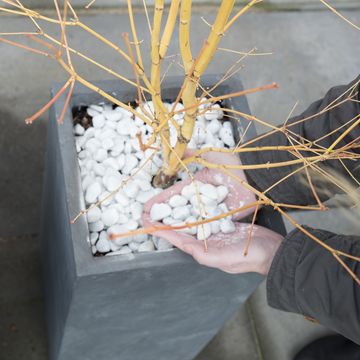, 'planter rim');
51,74,255,277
